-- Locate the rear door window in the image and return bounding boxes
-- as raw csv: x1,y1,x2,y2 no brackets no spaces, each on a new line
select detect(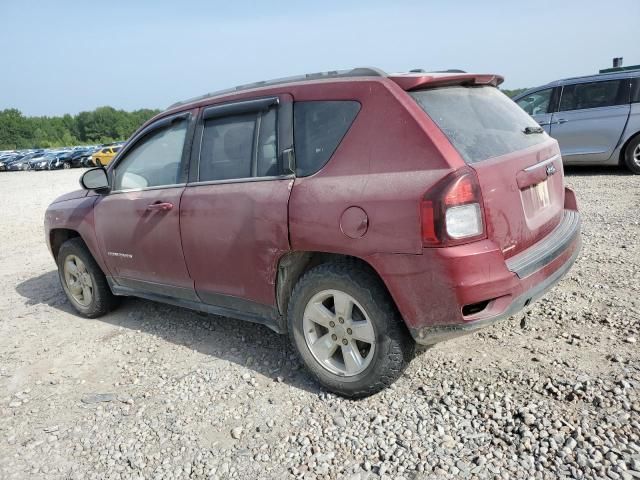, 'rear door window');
293,101,360,176
559,79,629,111
411,86,546,164
198,107,278,182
